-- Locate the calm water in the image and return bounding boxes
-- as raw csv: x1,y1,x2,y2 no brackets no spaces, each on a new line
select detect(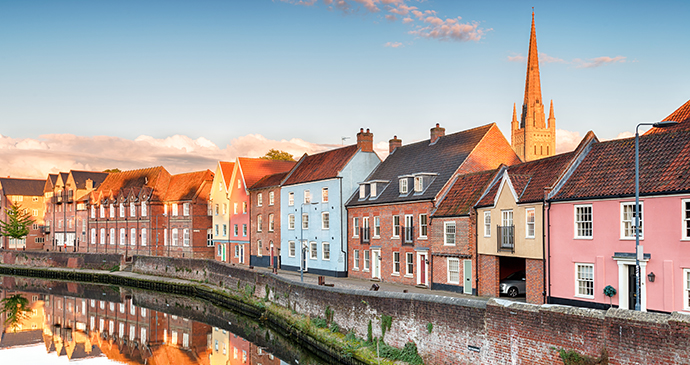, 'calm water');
0,275,330,365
